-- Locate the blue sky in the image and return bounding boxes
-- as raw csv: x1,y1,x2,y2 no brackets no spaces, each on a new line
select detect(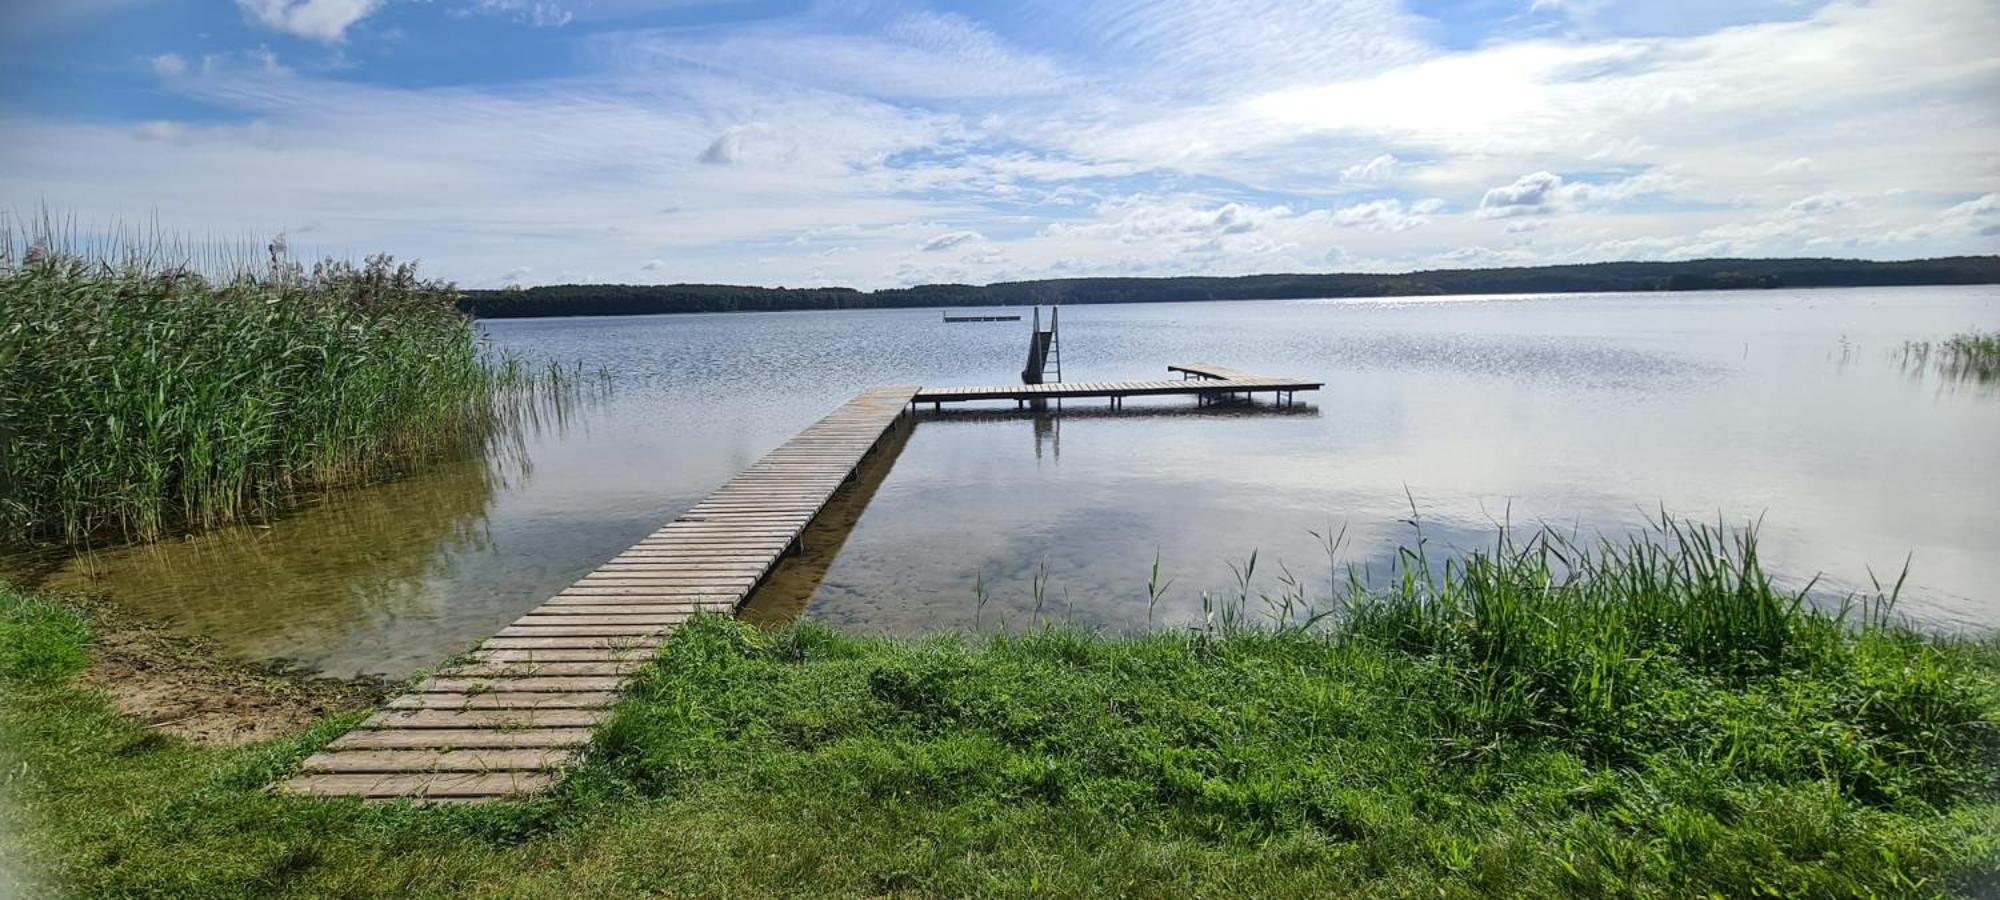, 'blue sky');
2,0,1996,288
